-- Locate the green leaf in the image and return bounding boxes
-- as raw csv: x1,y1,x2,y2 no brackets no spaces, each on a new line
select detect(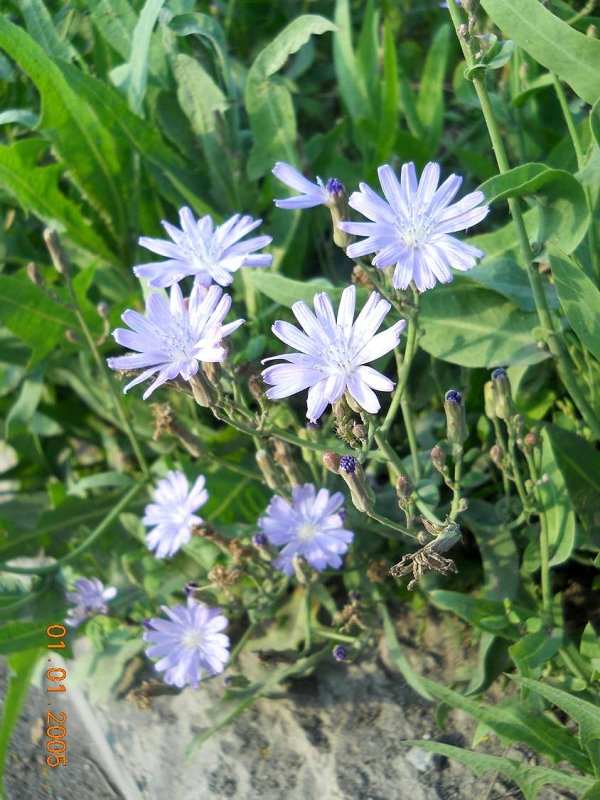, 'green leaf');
465,34,514,78
0,274,77,366
582,781,600,800
245,270,368,308
0,650,42,795
549,250,600,362
419,280,540,368
544,425,600,542
461,256,558,312
539,427,577,567
332,0,371,124
375,22,399,163
0,620,51,655
0,16,128,239
246,15,336,180
480,163,589,254
509,629,564,674
480,0,600,105
592,98,600,149
5,368,44,438
516,676,600,772
109,0,166,115
416,676,591,773
0,139,115,260
20,0,79,62
87,0,136,60
404,740,595,800
429,591,520,637
0,109,38,128
416,24,450,151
